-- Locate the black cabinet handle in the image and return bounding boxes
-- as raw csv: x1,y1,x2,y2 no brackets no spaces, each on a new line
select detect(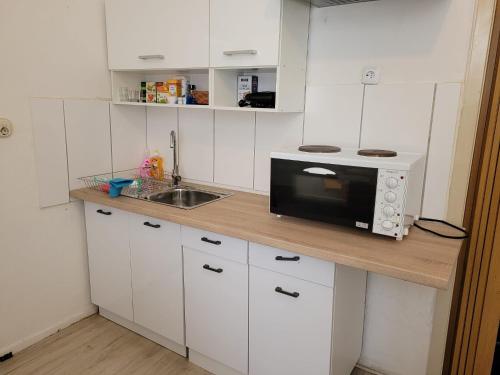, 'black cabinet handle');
203,264,223,274
144,222,161,229
275,287,299,298
275,255,300,262
96,209,112,216
201,237,222,245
